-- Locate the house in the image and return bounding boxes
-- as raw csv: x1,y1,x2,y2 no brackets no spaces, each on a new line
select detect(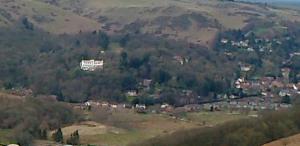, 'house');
182,90,193,96
160,104,174,113
161,103,170,109
101,102,109,107
126,90,138,96
281,68,291,82
235,79,243,87
296,83,300,91
142,79,152,87
173,56,184,65
123,103,133,109
84,101,91,107
135,104,147,113
136,104,146,109
221,38,228,44
240,64,251,72
80,60,103,71
286,83,298,90
184,104,203,112
111,104,118,109
260,77,275,86
271,80,284,88
239,40,249,47
279,90,291,97
247,47,254,52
